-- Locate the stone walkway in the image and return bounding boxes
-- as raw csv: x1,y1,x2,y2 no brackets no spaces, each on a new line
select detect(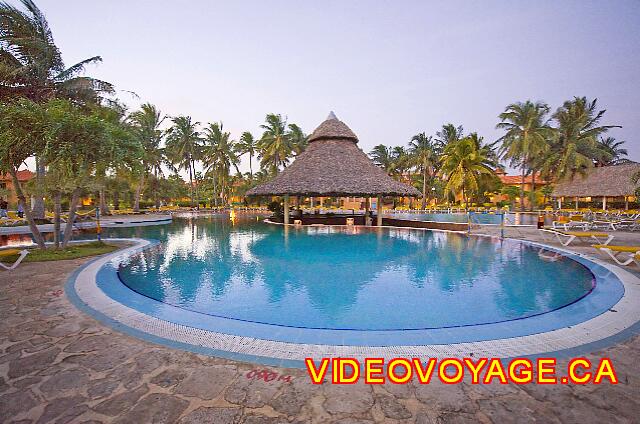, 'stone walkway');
1,229,640,423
